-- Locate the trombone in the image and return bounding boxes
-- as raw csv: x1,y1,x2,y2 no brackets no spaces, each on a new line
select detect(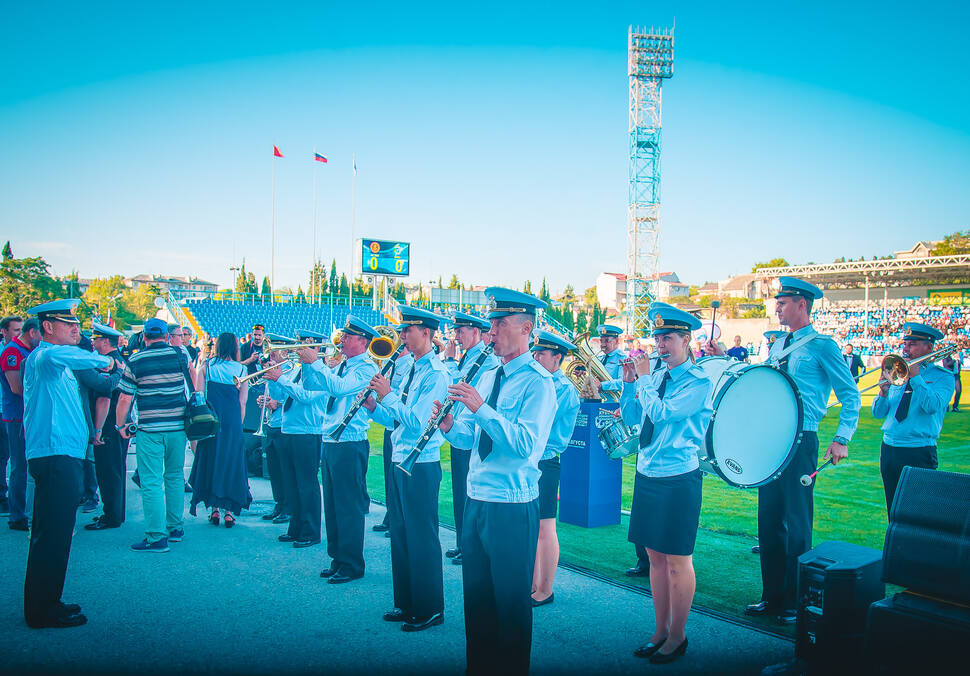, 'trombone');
827,343,959,407
233,359,296,387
